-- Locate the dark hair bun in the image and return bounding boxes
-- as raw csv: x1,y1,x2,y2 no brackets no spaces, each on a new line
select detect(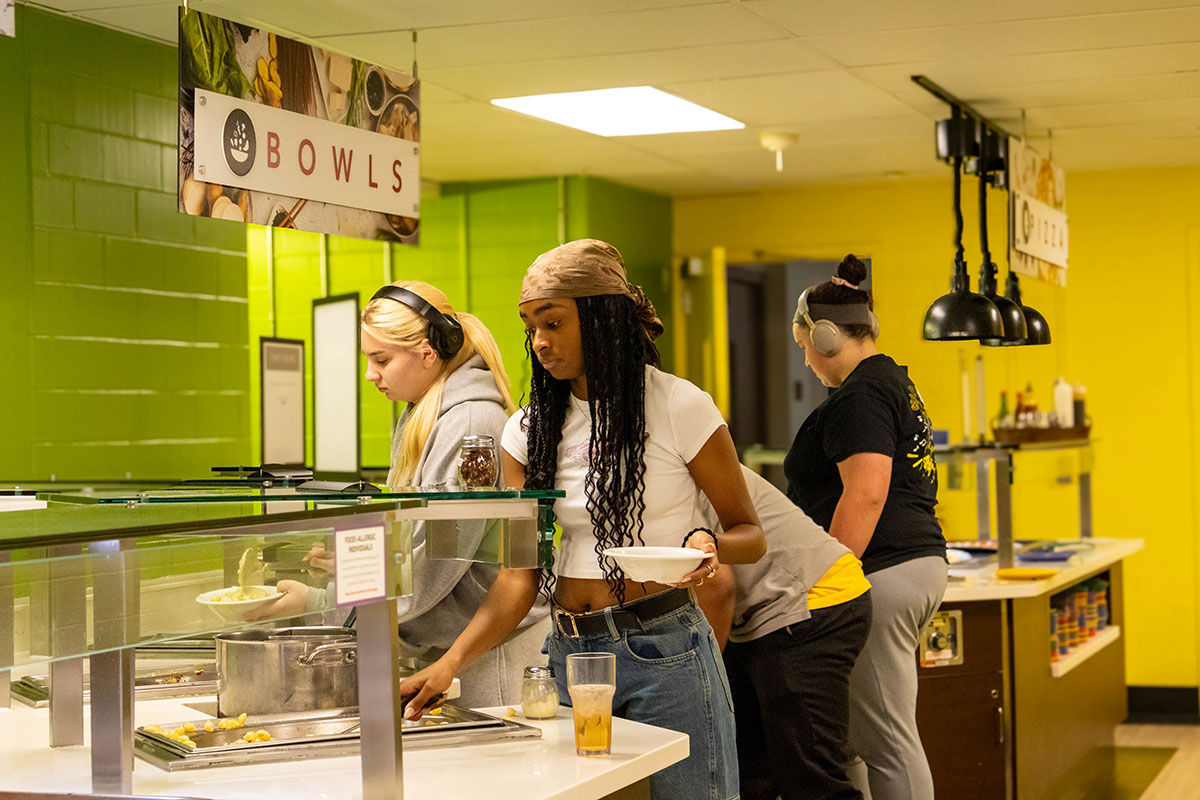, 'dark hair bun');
838,254,868,287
